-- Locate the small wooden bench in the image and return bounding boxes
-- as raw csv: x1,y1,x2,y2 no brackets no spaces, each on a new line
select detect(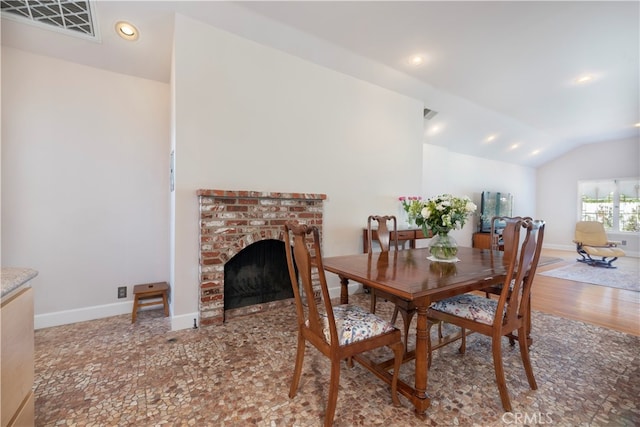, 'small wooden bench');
132,282,169,323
